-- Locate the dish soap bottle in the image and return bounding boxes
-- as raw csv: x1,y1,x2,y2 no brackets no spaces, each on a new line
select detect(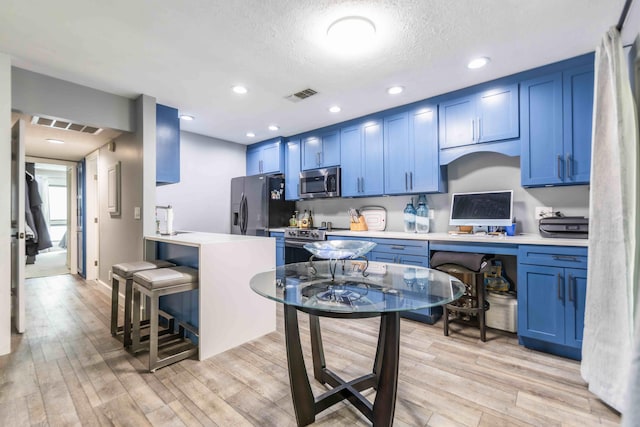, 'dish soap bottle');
415,195,430,234
403,199,416,233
